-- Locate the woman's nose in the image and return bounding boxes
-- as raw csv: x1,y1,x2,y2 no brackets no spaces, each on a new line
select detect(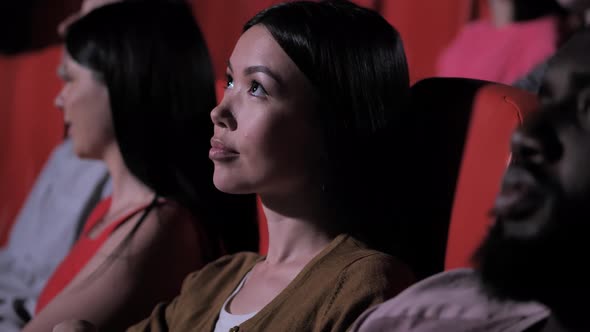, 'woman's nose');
210,95,237,130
